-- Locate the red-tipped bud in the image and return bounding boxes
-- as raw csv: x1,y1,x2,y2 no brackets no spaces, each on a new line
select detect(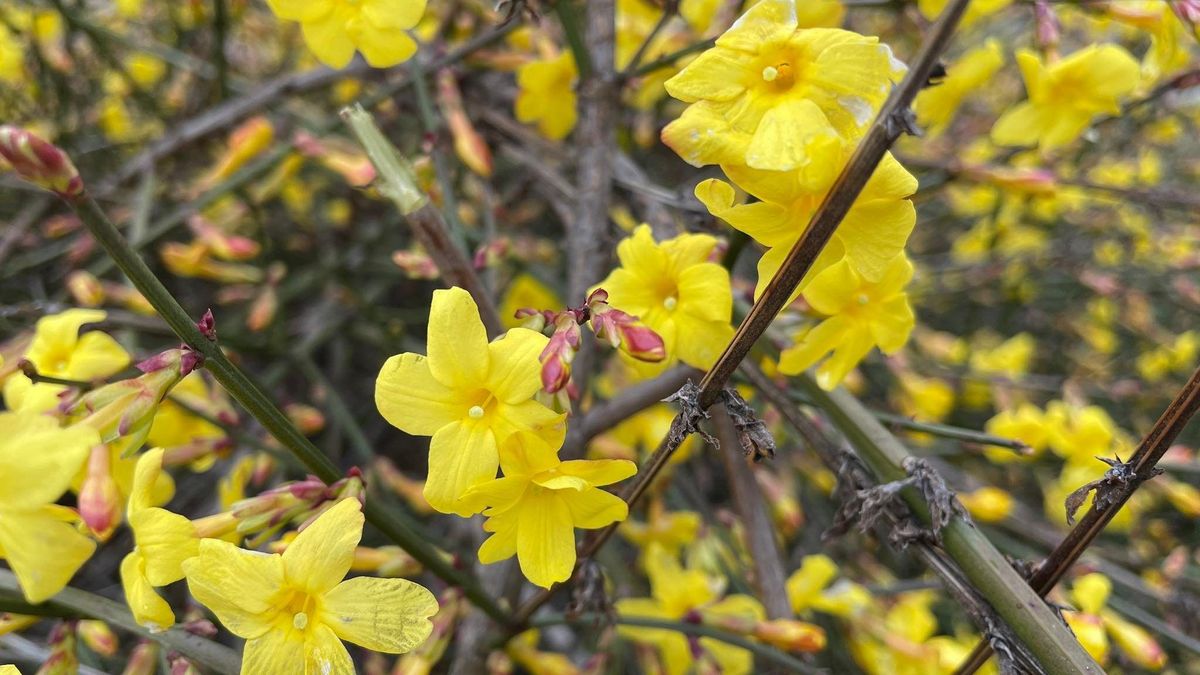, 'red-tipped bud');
539,314,581,393
473,237,510,270
67,270,106,307
753,619,827,652
1034,0,1060,54
78,445,121,540
392,249,440,279
77,620,119,657
0,126,83,199
121,641,160,675
438,69,493,177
